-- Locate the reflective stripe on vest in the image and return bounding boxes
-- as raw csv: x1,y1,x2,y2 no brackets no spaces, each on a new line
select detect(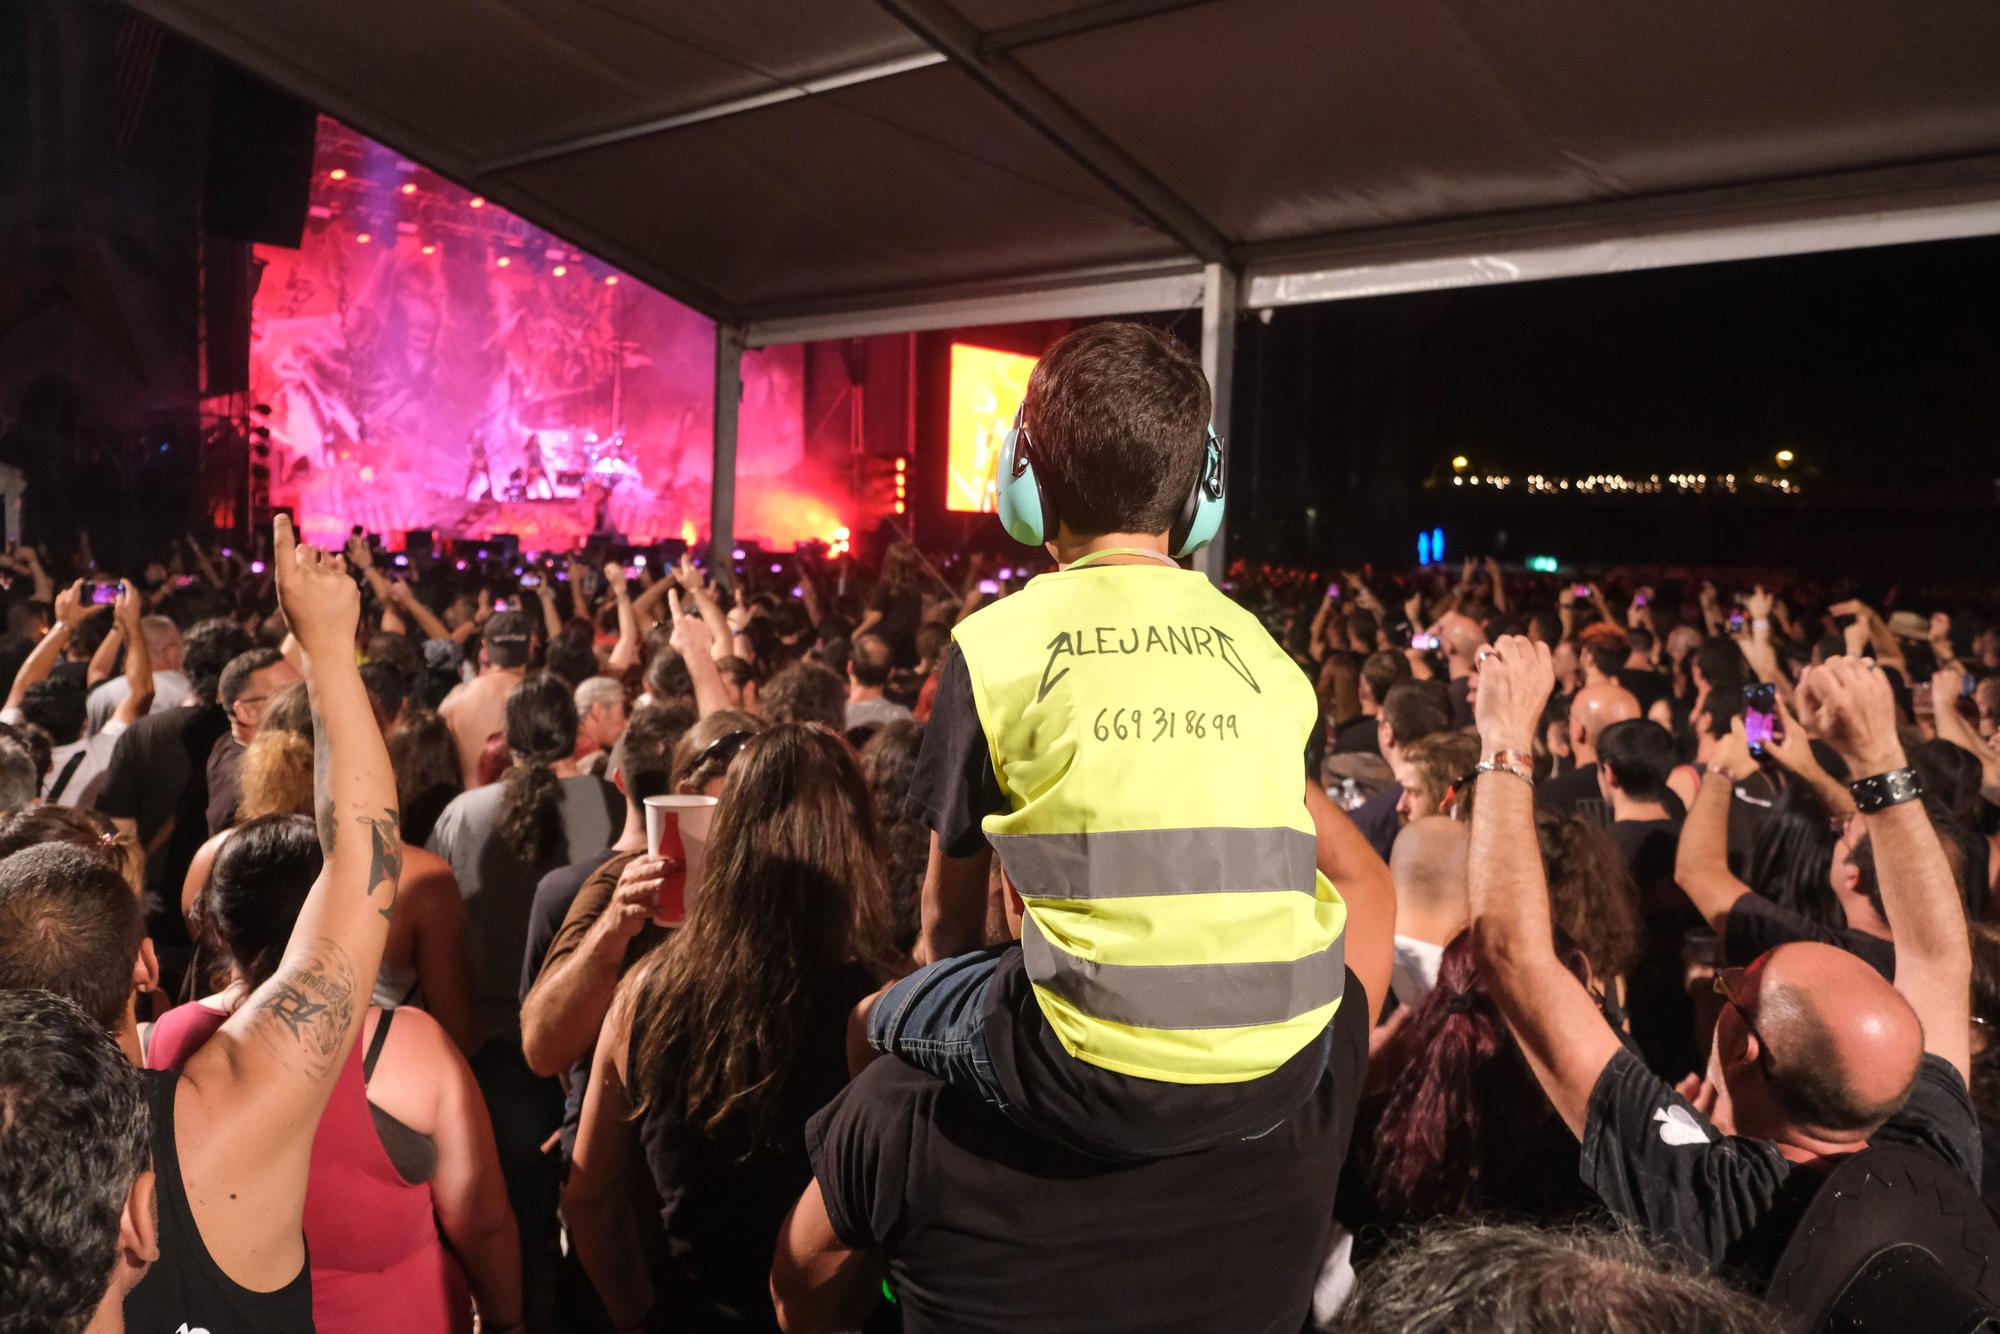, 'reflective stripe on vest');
952,563,1347,1085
